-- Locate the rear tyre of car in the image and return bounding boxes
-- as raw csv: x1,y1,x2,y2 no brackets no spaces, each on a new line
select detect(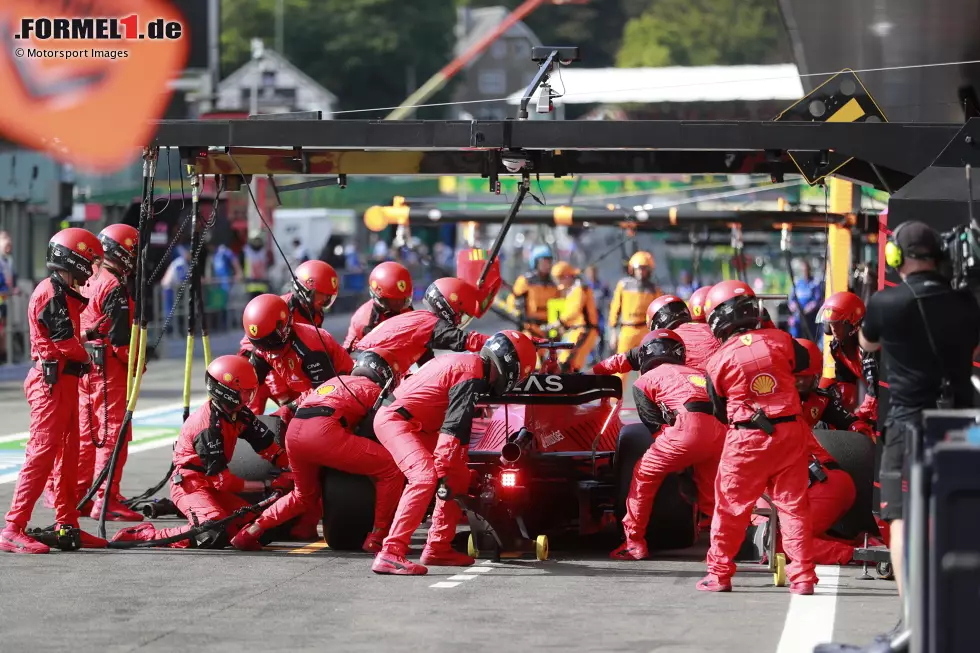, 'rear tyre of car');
227,443,275,482
812,428,878,539
614,423,699,551
321,468,375,551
